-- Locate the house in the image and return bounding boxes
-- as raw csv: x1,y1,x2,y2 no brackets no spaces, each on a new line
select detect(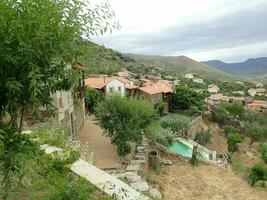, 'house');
206,93,228,105
49,63,86,138
85,76,137,97
248,88,257,97
138,86,172,110
193,78,204,84
185,73,194,79
208,84,220,93
247,100,267,113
